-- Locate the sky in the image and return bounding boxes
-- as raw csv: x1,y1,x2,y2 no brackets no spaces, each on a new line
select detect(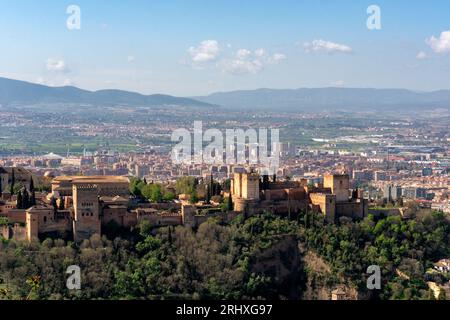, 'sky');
0,0,450,96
